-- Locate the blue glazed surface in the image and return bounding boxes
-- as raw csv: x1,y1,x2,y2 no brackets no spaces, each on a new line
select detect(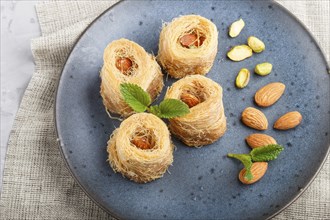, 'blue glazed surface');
56,1,330,219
